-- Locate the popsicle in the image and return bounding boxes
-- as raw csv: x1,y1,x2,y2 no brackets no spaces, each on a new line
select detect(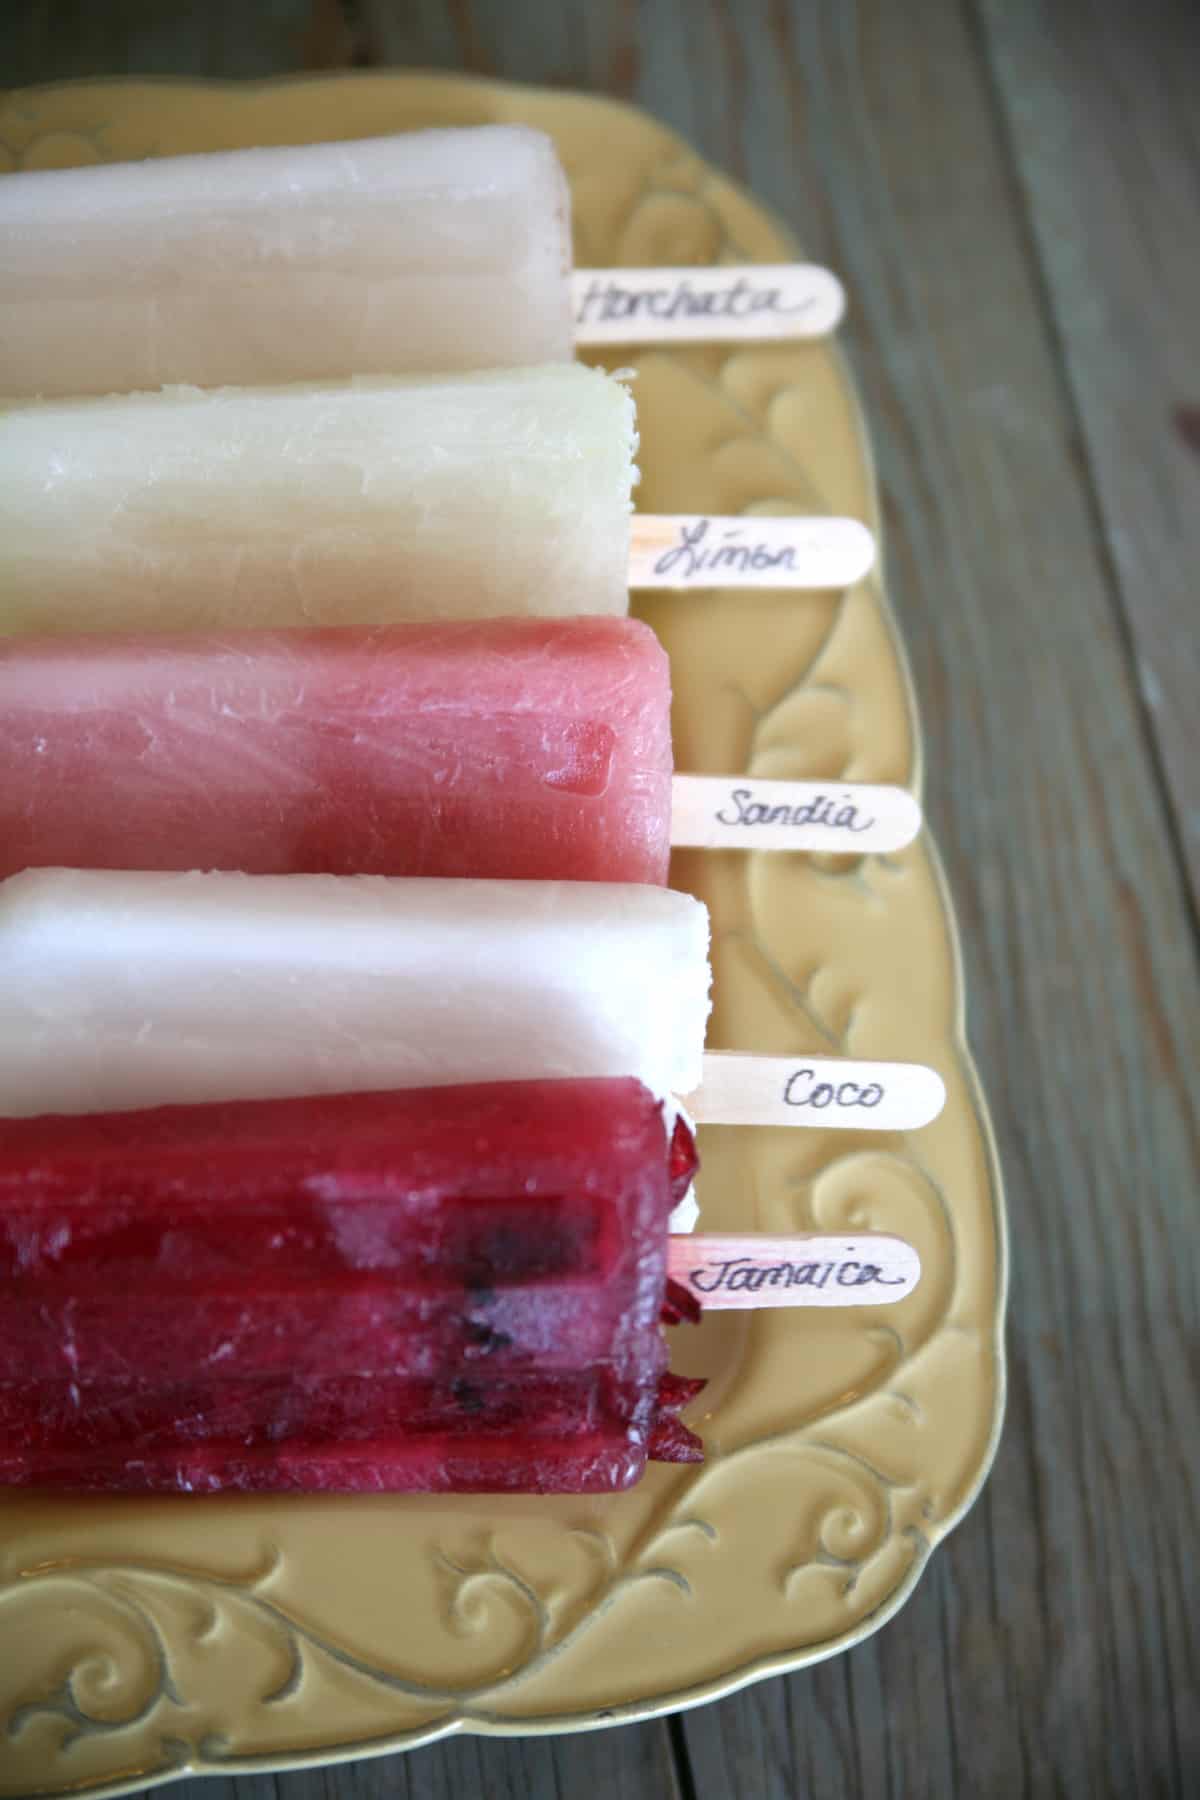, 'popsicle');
0,1077,704,1493
0,127,845,402
0,612,925,877
0,869,711,1120
0,366,635,635
0,618,673,884
0,127,574,398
